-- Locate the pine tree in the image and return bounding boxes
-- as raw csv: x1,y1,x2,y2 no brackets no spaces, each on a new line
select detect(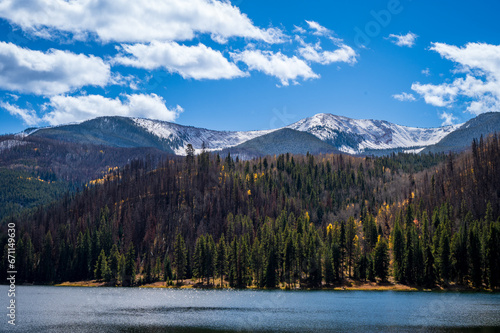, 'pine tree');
264,235,278,288
374,236,389,282
185,144,195,165
123,243,136,286
174,233,187,284
339,221,346,280
346,217,356,278
403,224,415,284
216,234,227,287
439,226,451,284
391,218,404,282
422,211,436,287
228,238,238,287
284,234,296,287
451,224,468,285
163,253,173,282
414,236,424,285
193,235,206,283
94,249,110,281
206,235,216,285
486,222,500,289
109,244,120,284
469,222,482,288
367,254,375,282
39,231,54,283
